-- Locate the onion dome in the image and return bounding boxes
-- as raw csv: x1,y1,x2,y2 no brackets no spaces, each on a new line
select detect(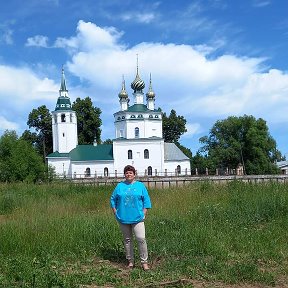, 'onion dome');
131,57,145,93
146,73,155,99
118,75,128,99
